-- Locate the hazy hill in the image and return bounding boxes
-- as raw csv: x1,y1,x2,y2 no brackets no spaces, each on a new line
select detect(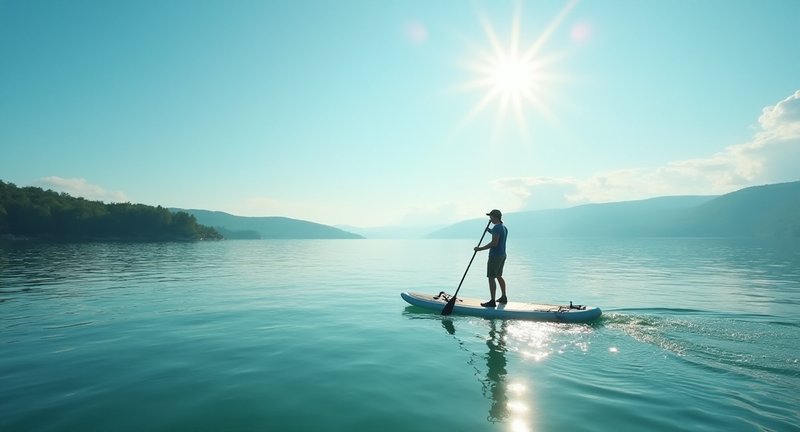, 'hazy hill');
174,209,364,239
336,224,448,239
683,181,800,237
427,181,800,238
